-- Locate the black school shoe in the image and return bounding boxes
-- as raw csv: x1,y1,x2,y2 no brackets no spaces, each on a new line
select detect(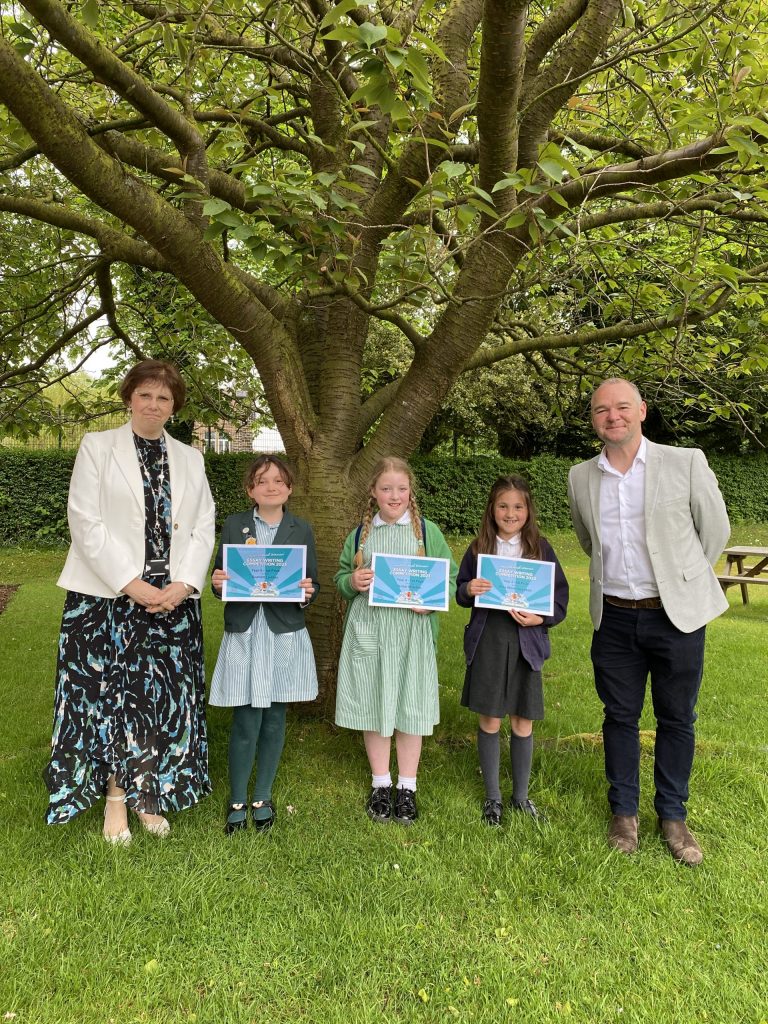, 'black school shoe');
366,785,393,823
482,799,503,826
224,803,248,836
511,797,547,822
250,799,276,832
393,787,418,825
